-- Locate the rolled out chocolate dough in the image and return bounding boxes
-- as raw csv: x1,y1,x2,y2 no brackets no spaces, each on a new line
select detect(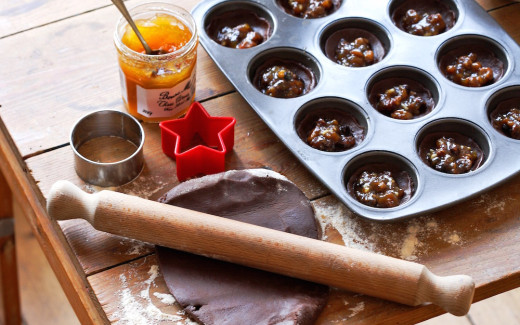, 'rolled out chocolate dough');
156,169,329,325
